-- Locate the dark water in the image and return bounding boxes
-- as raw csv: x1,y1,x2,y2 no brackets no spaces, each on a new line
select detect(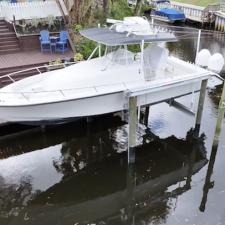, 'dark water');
1,22,225,225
